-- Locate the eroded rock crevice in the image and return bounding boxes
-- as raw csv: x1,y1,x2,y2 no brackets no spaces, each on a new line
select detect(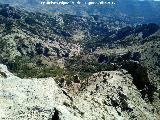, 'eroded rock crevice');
51,108,60,120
